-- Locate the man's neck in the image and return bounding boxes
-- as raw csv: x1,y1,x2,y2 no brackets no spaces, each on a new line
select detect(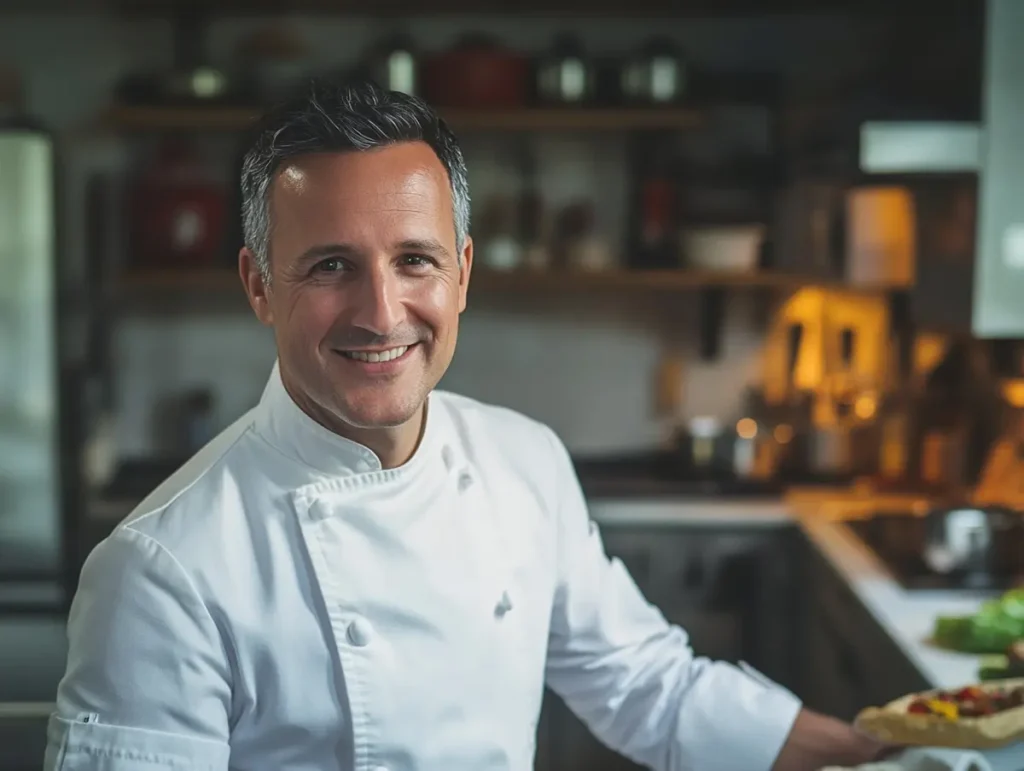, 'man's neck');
280,377,427,470
336,409,426,470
